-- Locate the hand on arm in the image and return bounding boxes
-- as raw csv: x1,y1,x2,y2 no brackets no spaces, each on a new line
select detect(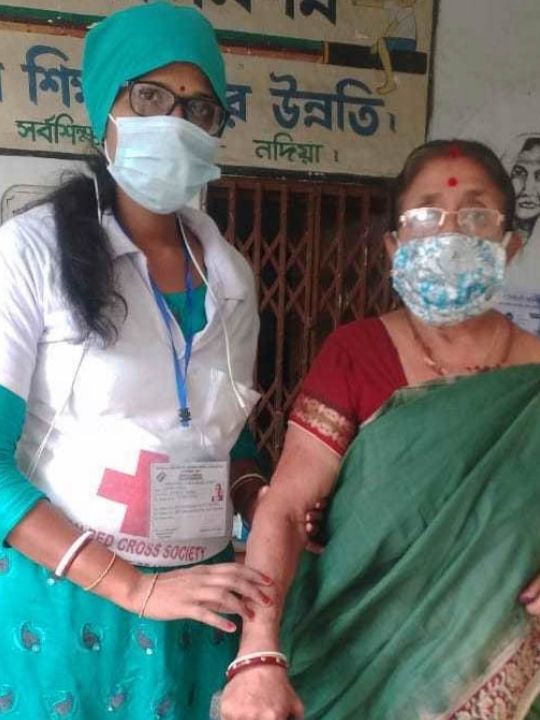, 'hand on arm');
2,392,271,630
231,456,329,548
8,501,273,631
220,425,340,720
